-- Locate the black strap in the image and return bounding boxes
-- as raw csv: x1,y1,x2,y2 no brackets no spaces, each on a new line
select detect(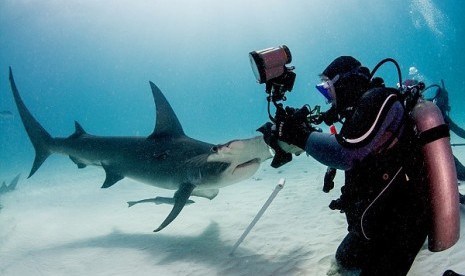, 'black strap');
418,124,450,146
